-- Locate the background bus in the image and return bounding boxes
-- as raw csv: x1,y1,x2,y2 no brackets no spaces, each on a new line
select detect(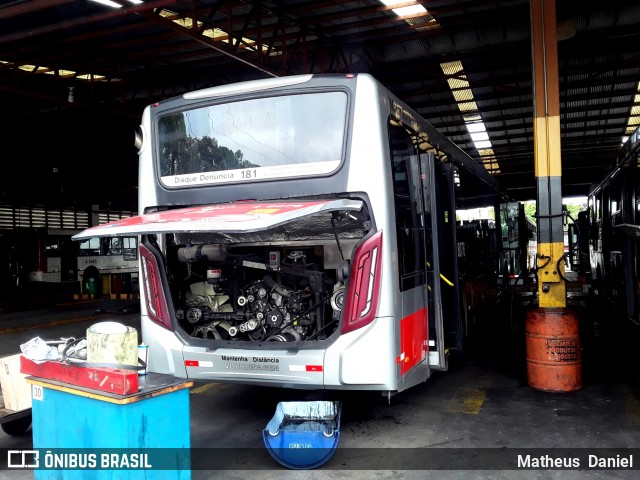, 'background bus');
0,205,138,297
77,236,139,297
587,125,640,327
